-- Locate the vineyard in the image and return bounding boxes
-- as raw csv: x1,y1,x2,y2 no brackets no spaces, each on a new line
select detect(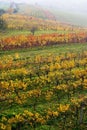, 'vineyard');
0,33,87,51
0,14,86,52
2,14,86,31
0,43,87,130
0,9,87,130
18,4,56,20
